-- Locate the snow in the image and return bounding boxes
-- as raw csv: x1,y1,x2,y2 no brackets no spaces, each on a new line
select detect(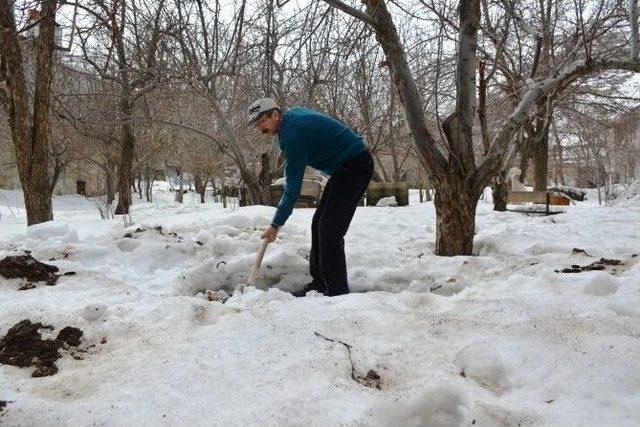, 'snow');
1,184,639,426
